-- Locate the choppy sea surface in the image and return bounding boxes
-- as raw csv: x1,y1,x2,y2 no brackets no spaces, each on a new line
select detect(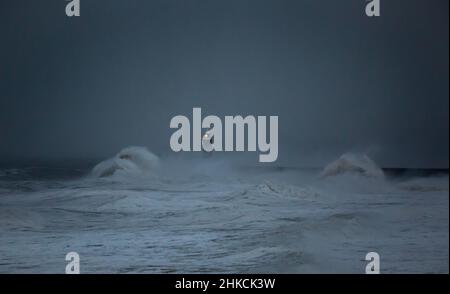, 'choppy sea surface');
0,160,448,273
